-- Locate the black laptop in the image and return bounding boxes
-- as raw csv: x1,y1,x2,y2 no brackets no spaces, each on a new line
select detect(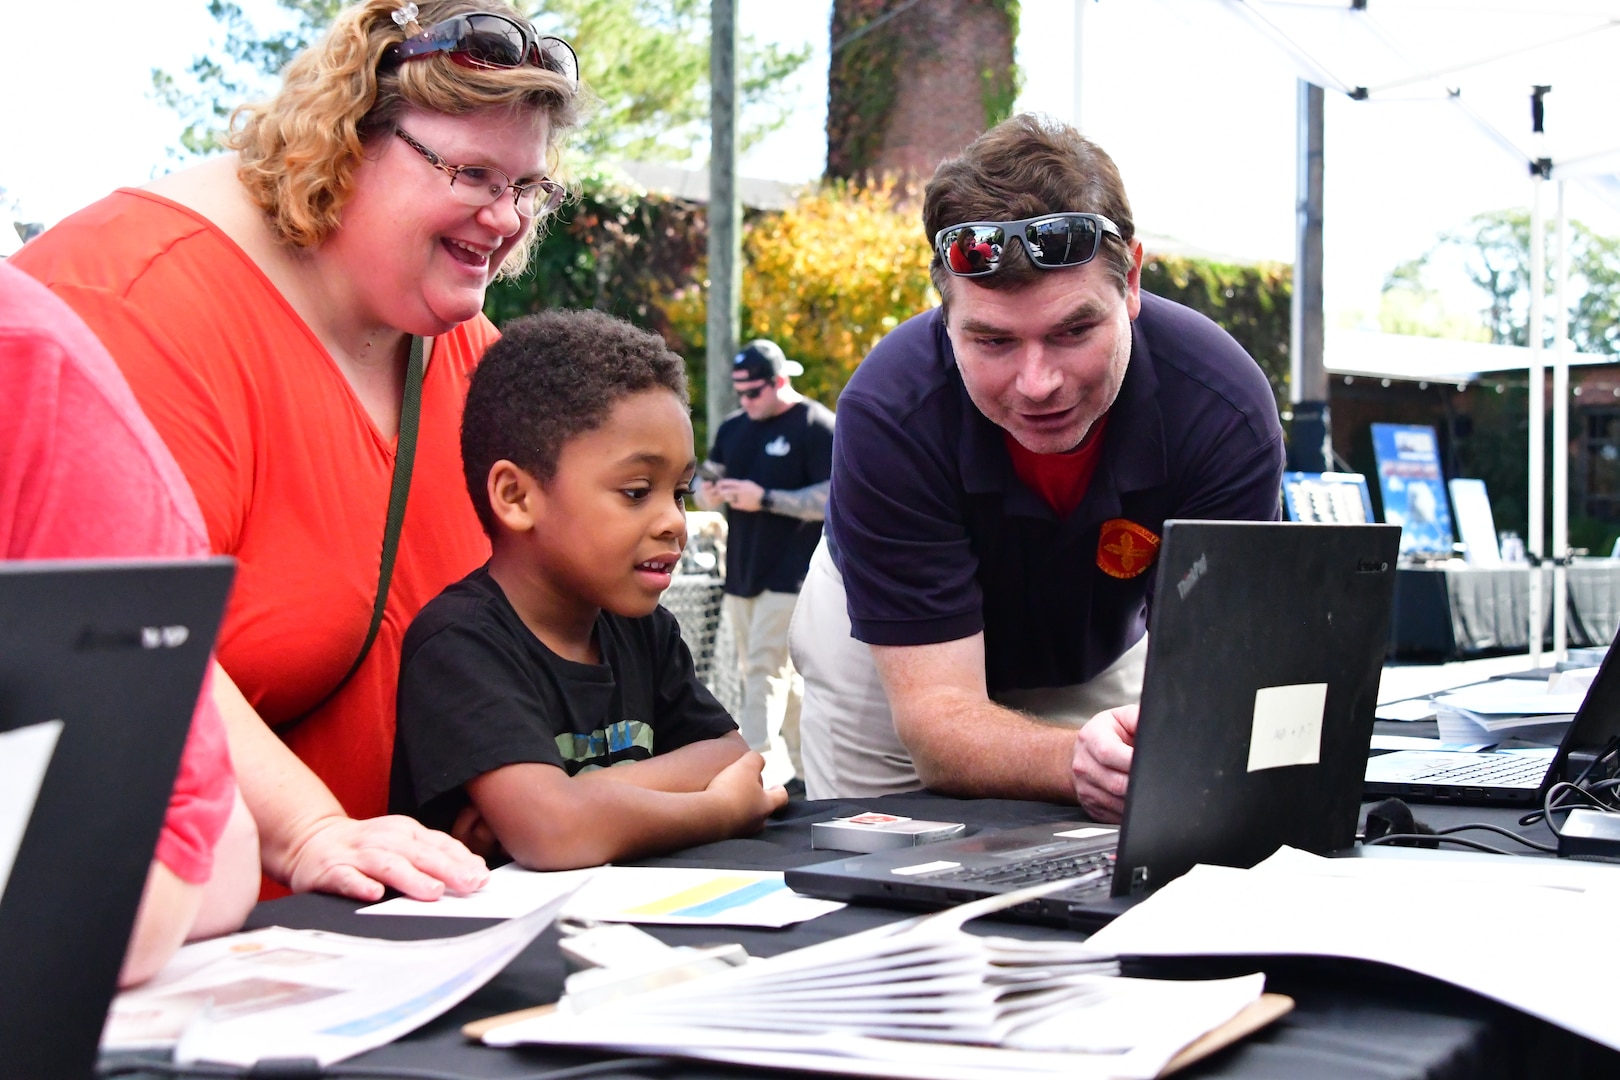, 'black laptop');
0,559,234,1080
786,520,1400,929
1364,642,1620,806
